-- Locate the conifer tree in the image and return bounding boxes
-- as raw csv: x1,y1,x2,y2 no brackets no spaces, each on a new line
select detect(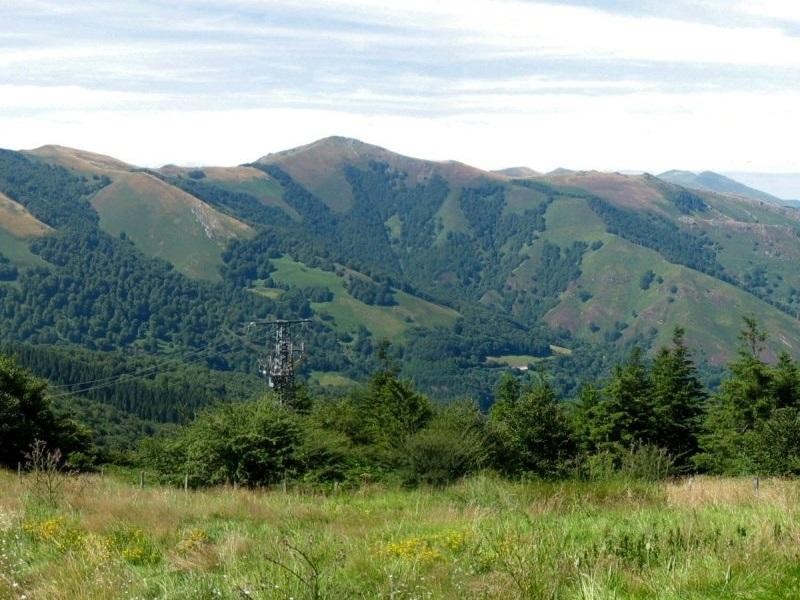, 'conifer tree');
489,376,573,477
696,317,784,473
649,327,705,465
586,347,653,453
